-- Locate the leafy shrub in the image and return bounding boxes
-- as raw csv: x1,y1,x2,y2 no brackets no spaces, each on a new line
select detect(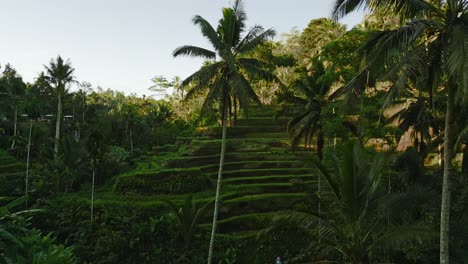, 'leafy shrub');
33,197,184,263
